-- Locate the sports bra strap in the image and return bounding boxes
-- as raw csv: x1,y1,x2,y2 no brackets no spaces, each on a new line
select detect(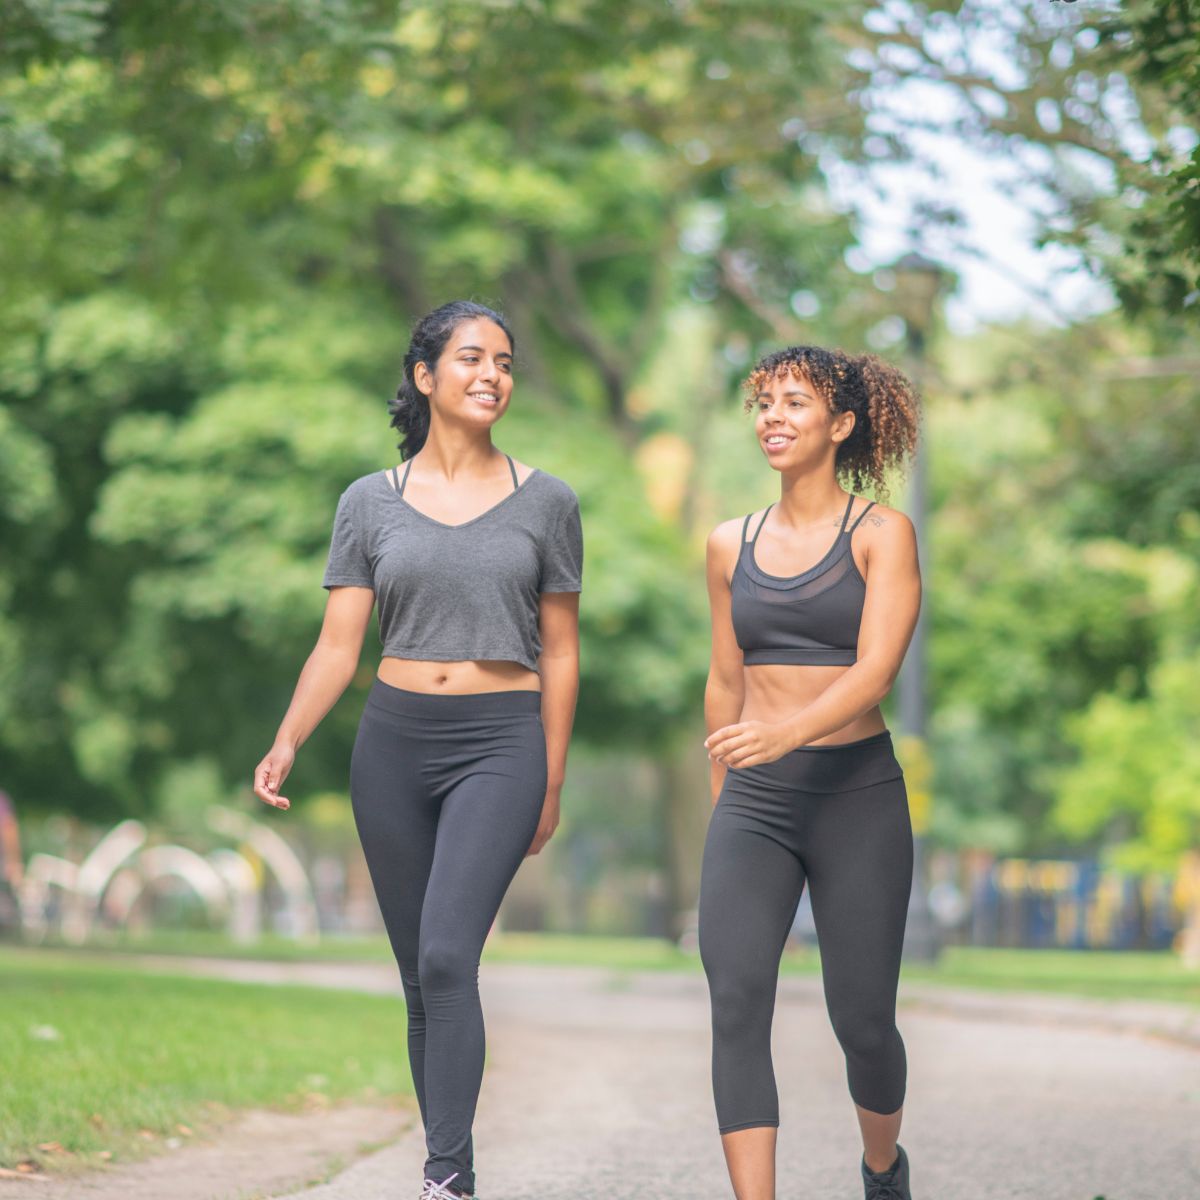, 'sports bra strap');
836,493,855,536
397,455,517,497
746,497,860,548
751,505,774,546
847,499,876,533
